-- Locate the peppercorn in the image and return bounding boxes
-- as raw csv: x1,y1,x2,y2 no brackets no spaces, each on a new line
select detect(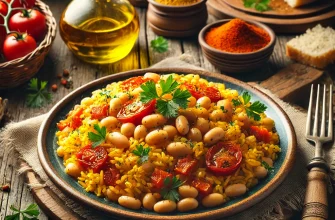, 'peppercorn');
65,77,73,89
63,69,70,77
51,84,58,92
61,79,67,86
56,74,62,79
1,184,10,192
